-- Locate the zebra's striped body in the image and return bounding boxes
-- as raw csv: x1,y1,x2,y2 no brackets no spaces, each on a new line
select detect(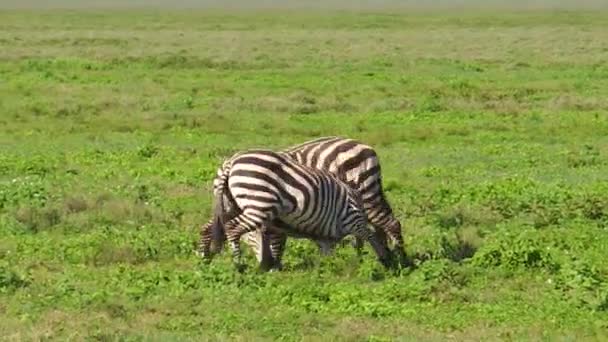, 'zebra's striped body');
239,137,406,268
198,149,392,271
